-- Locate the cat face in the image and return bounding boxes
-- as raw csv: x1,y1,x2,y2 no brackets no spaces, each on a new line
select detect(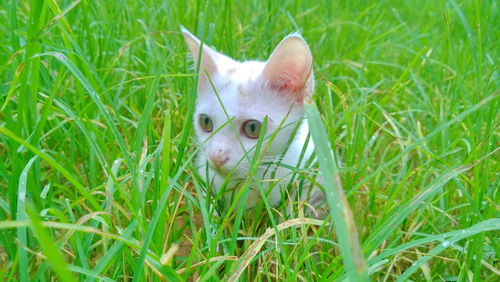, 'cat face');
182,27,314,179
